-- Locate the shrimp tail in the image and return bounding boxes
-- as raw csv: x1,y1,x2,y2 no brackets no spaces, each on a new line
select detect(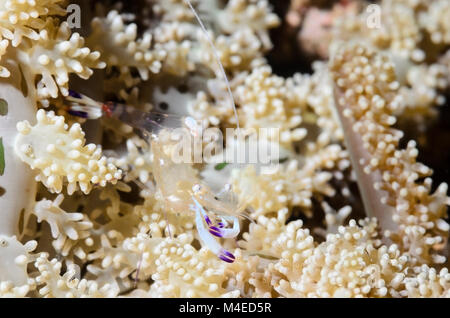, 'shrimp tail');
67,105,103,119
66,90,104,119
